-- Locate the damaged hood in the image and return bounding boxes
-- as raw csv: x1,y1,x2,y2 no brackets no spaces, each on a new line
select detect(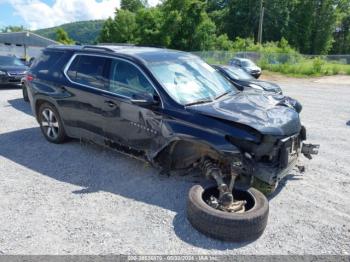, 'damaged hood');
187,91,301,136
